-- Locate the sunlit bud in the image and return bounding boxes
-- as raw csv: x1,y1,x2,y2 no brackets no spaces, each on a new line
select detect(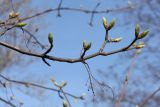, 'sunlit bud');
102,16,108,29
15,22,27,27
138,30,149,39
48,33,53,45
136,42,145,49
83,40,87,50
135,24,140,38
63,100,68,107
110,37,122,42
9,11,19,19
108,19,115,30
